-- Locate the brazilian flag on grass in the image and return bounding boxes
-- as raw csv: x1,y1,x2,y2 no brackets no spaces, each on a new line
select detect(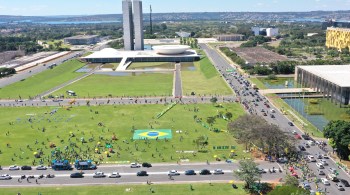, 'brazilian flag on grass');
133,129,172,140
